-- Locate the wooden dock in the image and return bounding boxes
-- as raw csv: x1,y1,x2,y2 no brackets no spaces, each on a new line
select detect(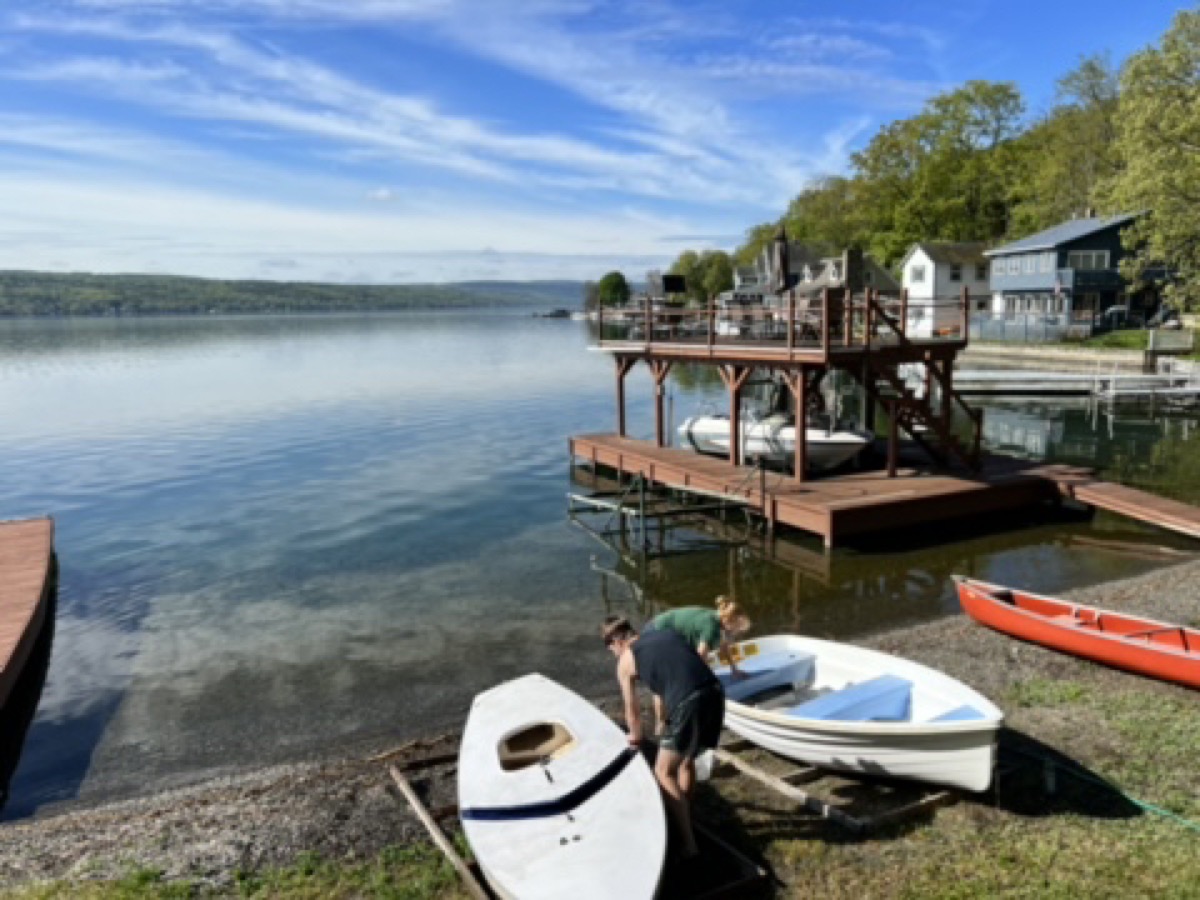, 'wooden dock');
570,437,1200,547
1031,465,1200,540
0,518,56,710
570,435,1056,548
